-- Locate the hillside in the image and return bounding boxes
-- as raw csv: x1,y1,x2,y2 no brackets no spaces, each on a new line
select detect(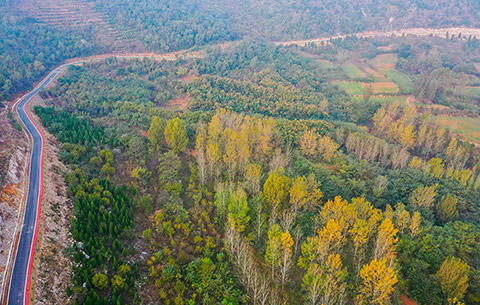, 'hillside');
1,1,480,305
92,0,480,51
